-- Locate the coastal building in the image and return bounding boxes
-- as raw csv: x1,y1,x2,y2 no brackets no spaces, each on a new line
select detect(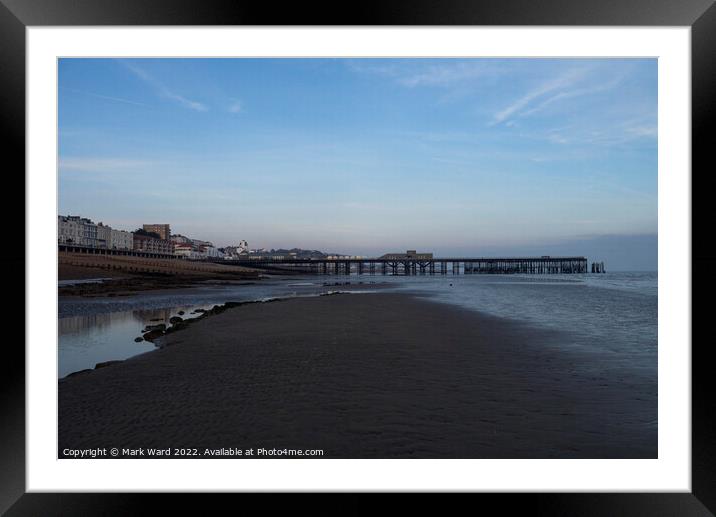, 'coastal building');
110,228,133,250
170,234,192,245
133,233,173,255
204,245,224,259
223,243,250,260
191,238,213,248
95,222,135,250
58,215,83,245
59,215,135,250
171,234,224,259
58,215,98,247
96,223,112,248
173,241,224,260
174,242,199,259
142,224,171,241
380,250,434,260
